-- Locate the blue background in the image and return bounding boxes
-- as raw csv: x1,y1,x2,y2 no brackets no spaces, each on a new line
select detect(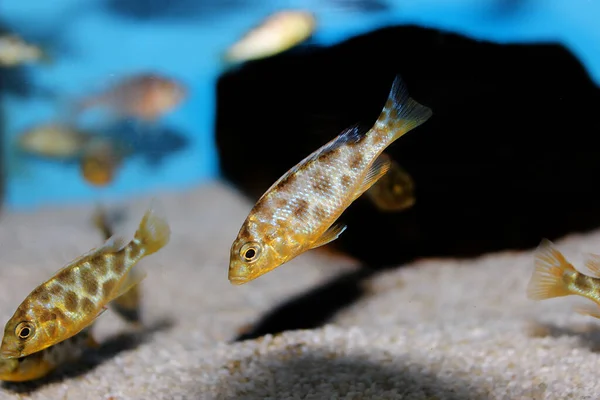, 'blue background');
1,0,599,211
